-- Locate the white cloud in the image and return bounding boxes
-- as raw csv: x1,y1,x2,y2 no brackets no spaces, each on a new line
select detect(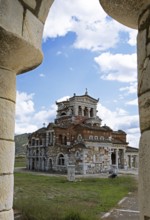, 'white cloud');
97,103,139,147
126,98,138,106
15,124,38,135
56,51,62,55
34,105,56,124
15,91,56,134
43,0,136,52
127,29,138,46
15,91,36,134
72,18,121,51
126,128,140,148
56,96,70,102
15,93,70,135
16,91,35,119
94,52,137,82
39,73,45,77
119,82,137,94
